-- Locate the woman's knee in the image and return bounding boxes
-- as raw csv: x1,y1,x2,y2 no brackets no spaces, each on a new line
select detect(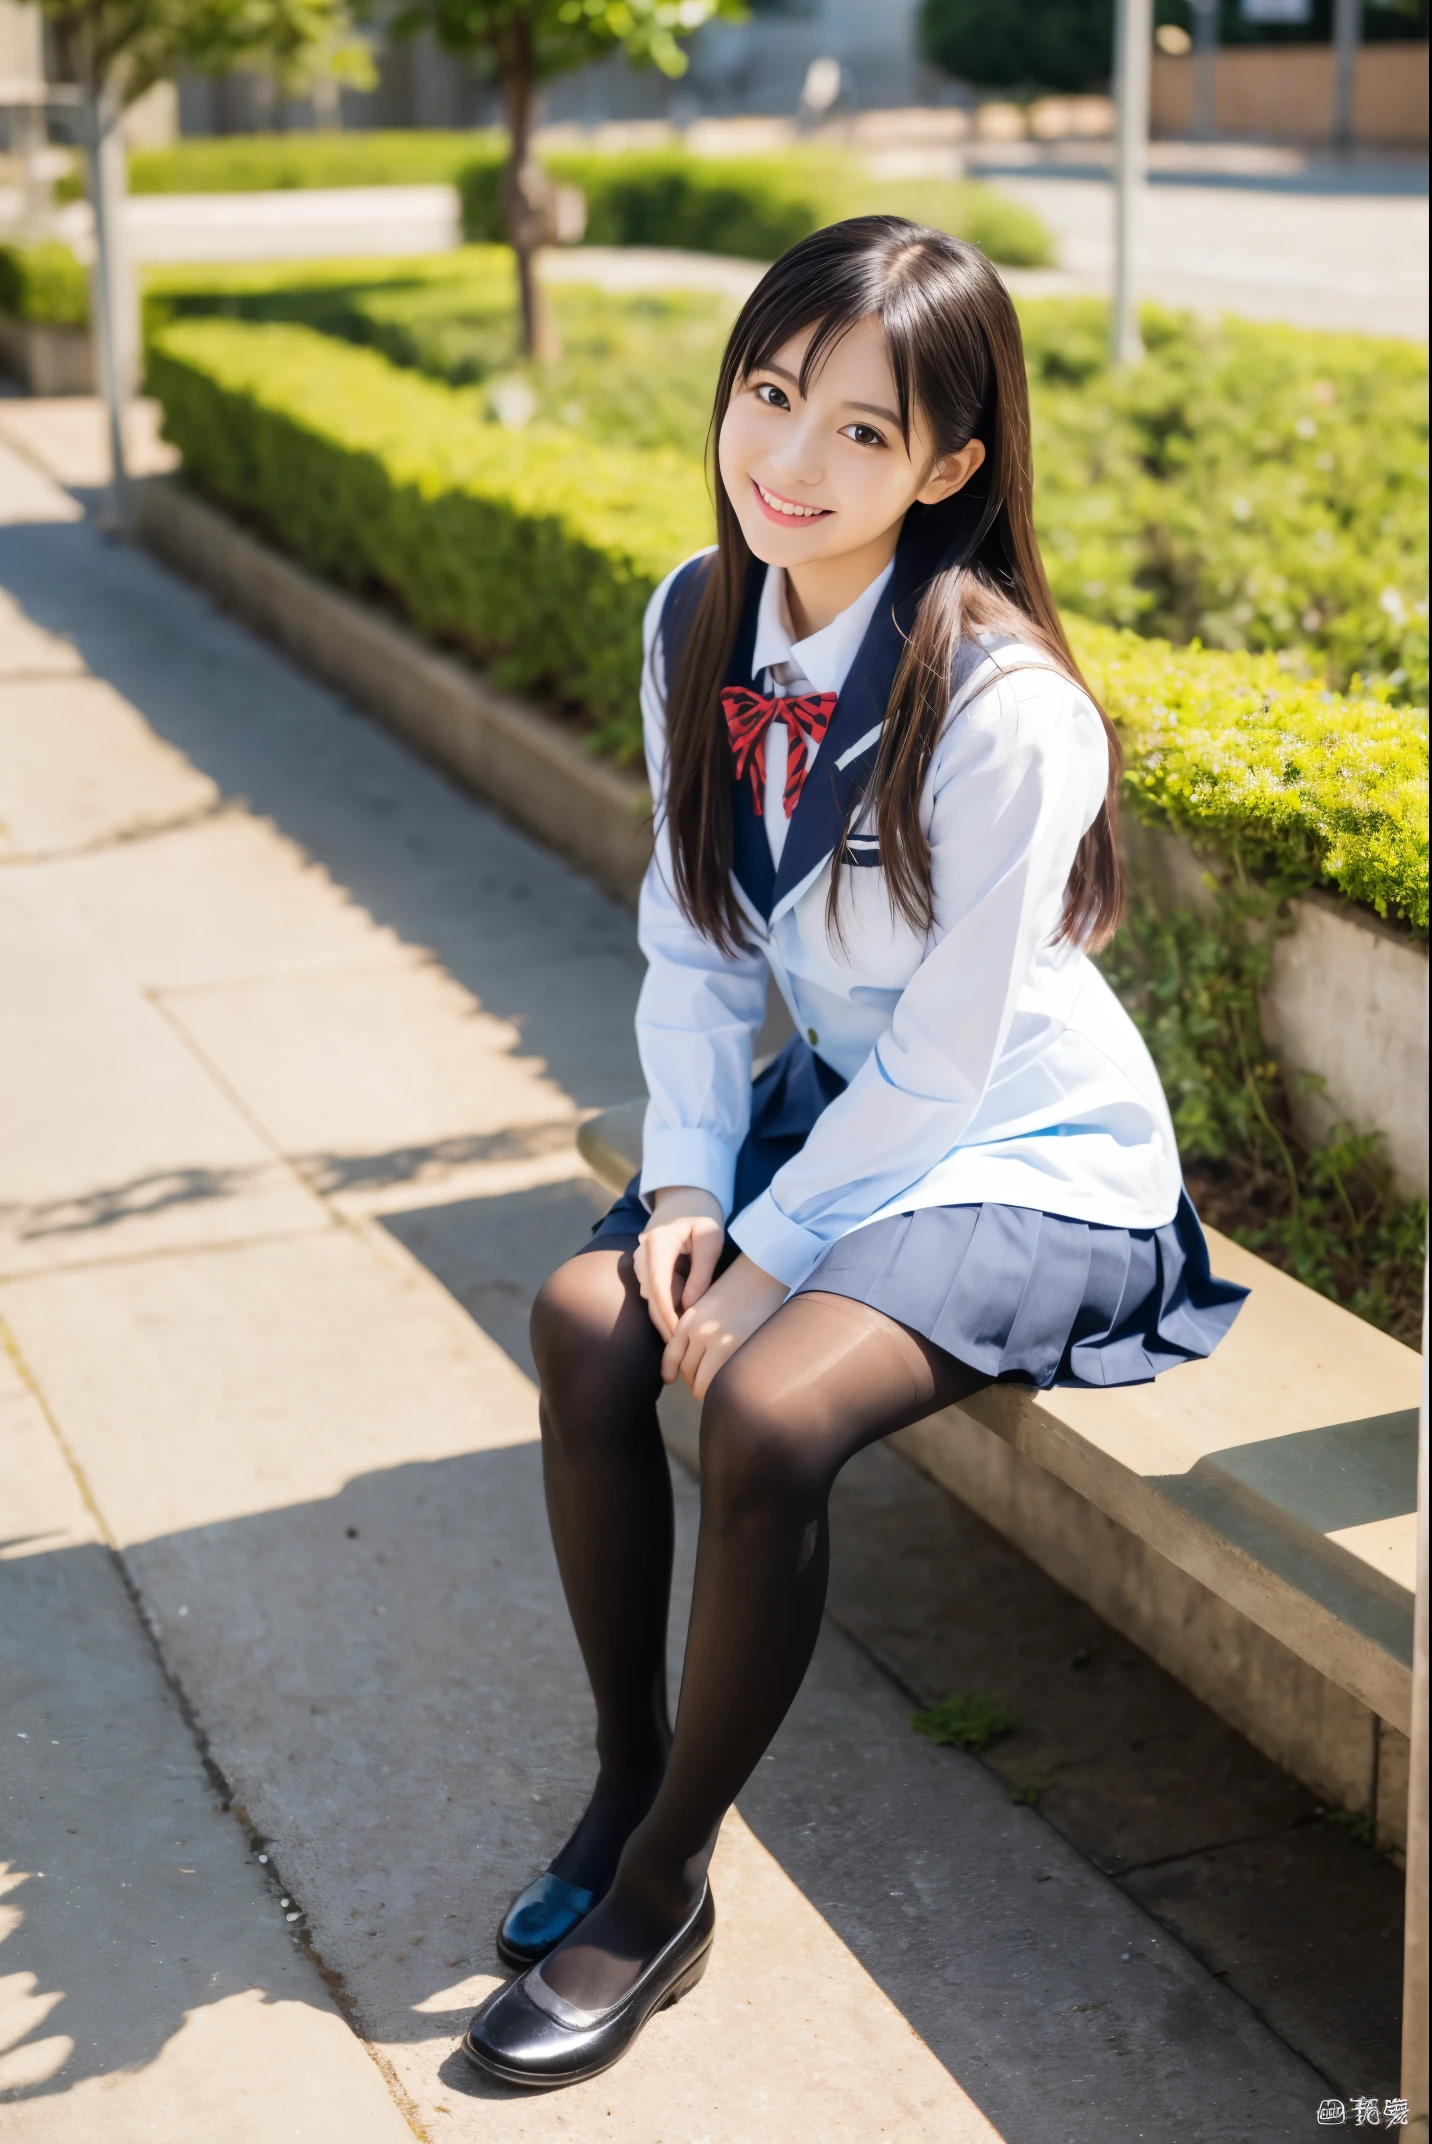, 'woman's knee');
698,1353,817,1531
530,1257,599,1379
531,1253,658,1419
